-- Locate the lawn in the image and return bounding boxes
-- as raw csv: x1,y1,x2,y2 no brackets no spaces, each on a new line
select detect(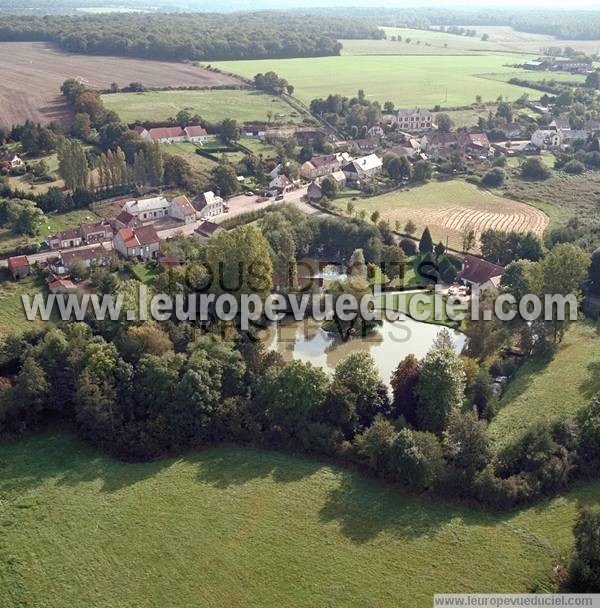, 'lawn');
333,180,548,251
0,273,46,340
1,431,599,607
211,55,547,107
488,321,600,447
159,141,216,178
7,152,64,196
0,208,101,258
102,89,302,124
